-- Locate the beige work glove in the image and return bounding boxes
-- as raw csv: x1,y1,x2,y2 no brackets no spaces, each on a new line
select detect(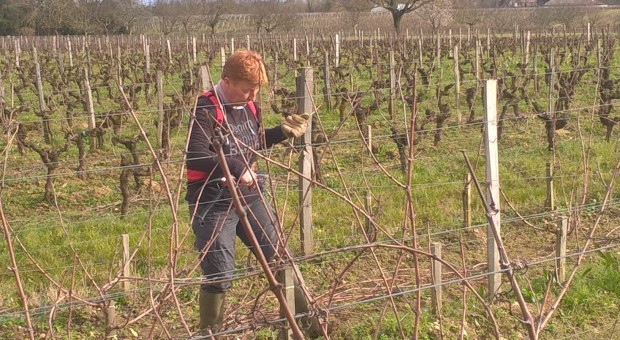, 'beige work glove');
281,113,310,138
